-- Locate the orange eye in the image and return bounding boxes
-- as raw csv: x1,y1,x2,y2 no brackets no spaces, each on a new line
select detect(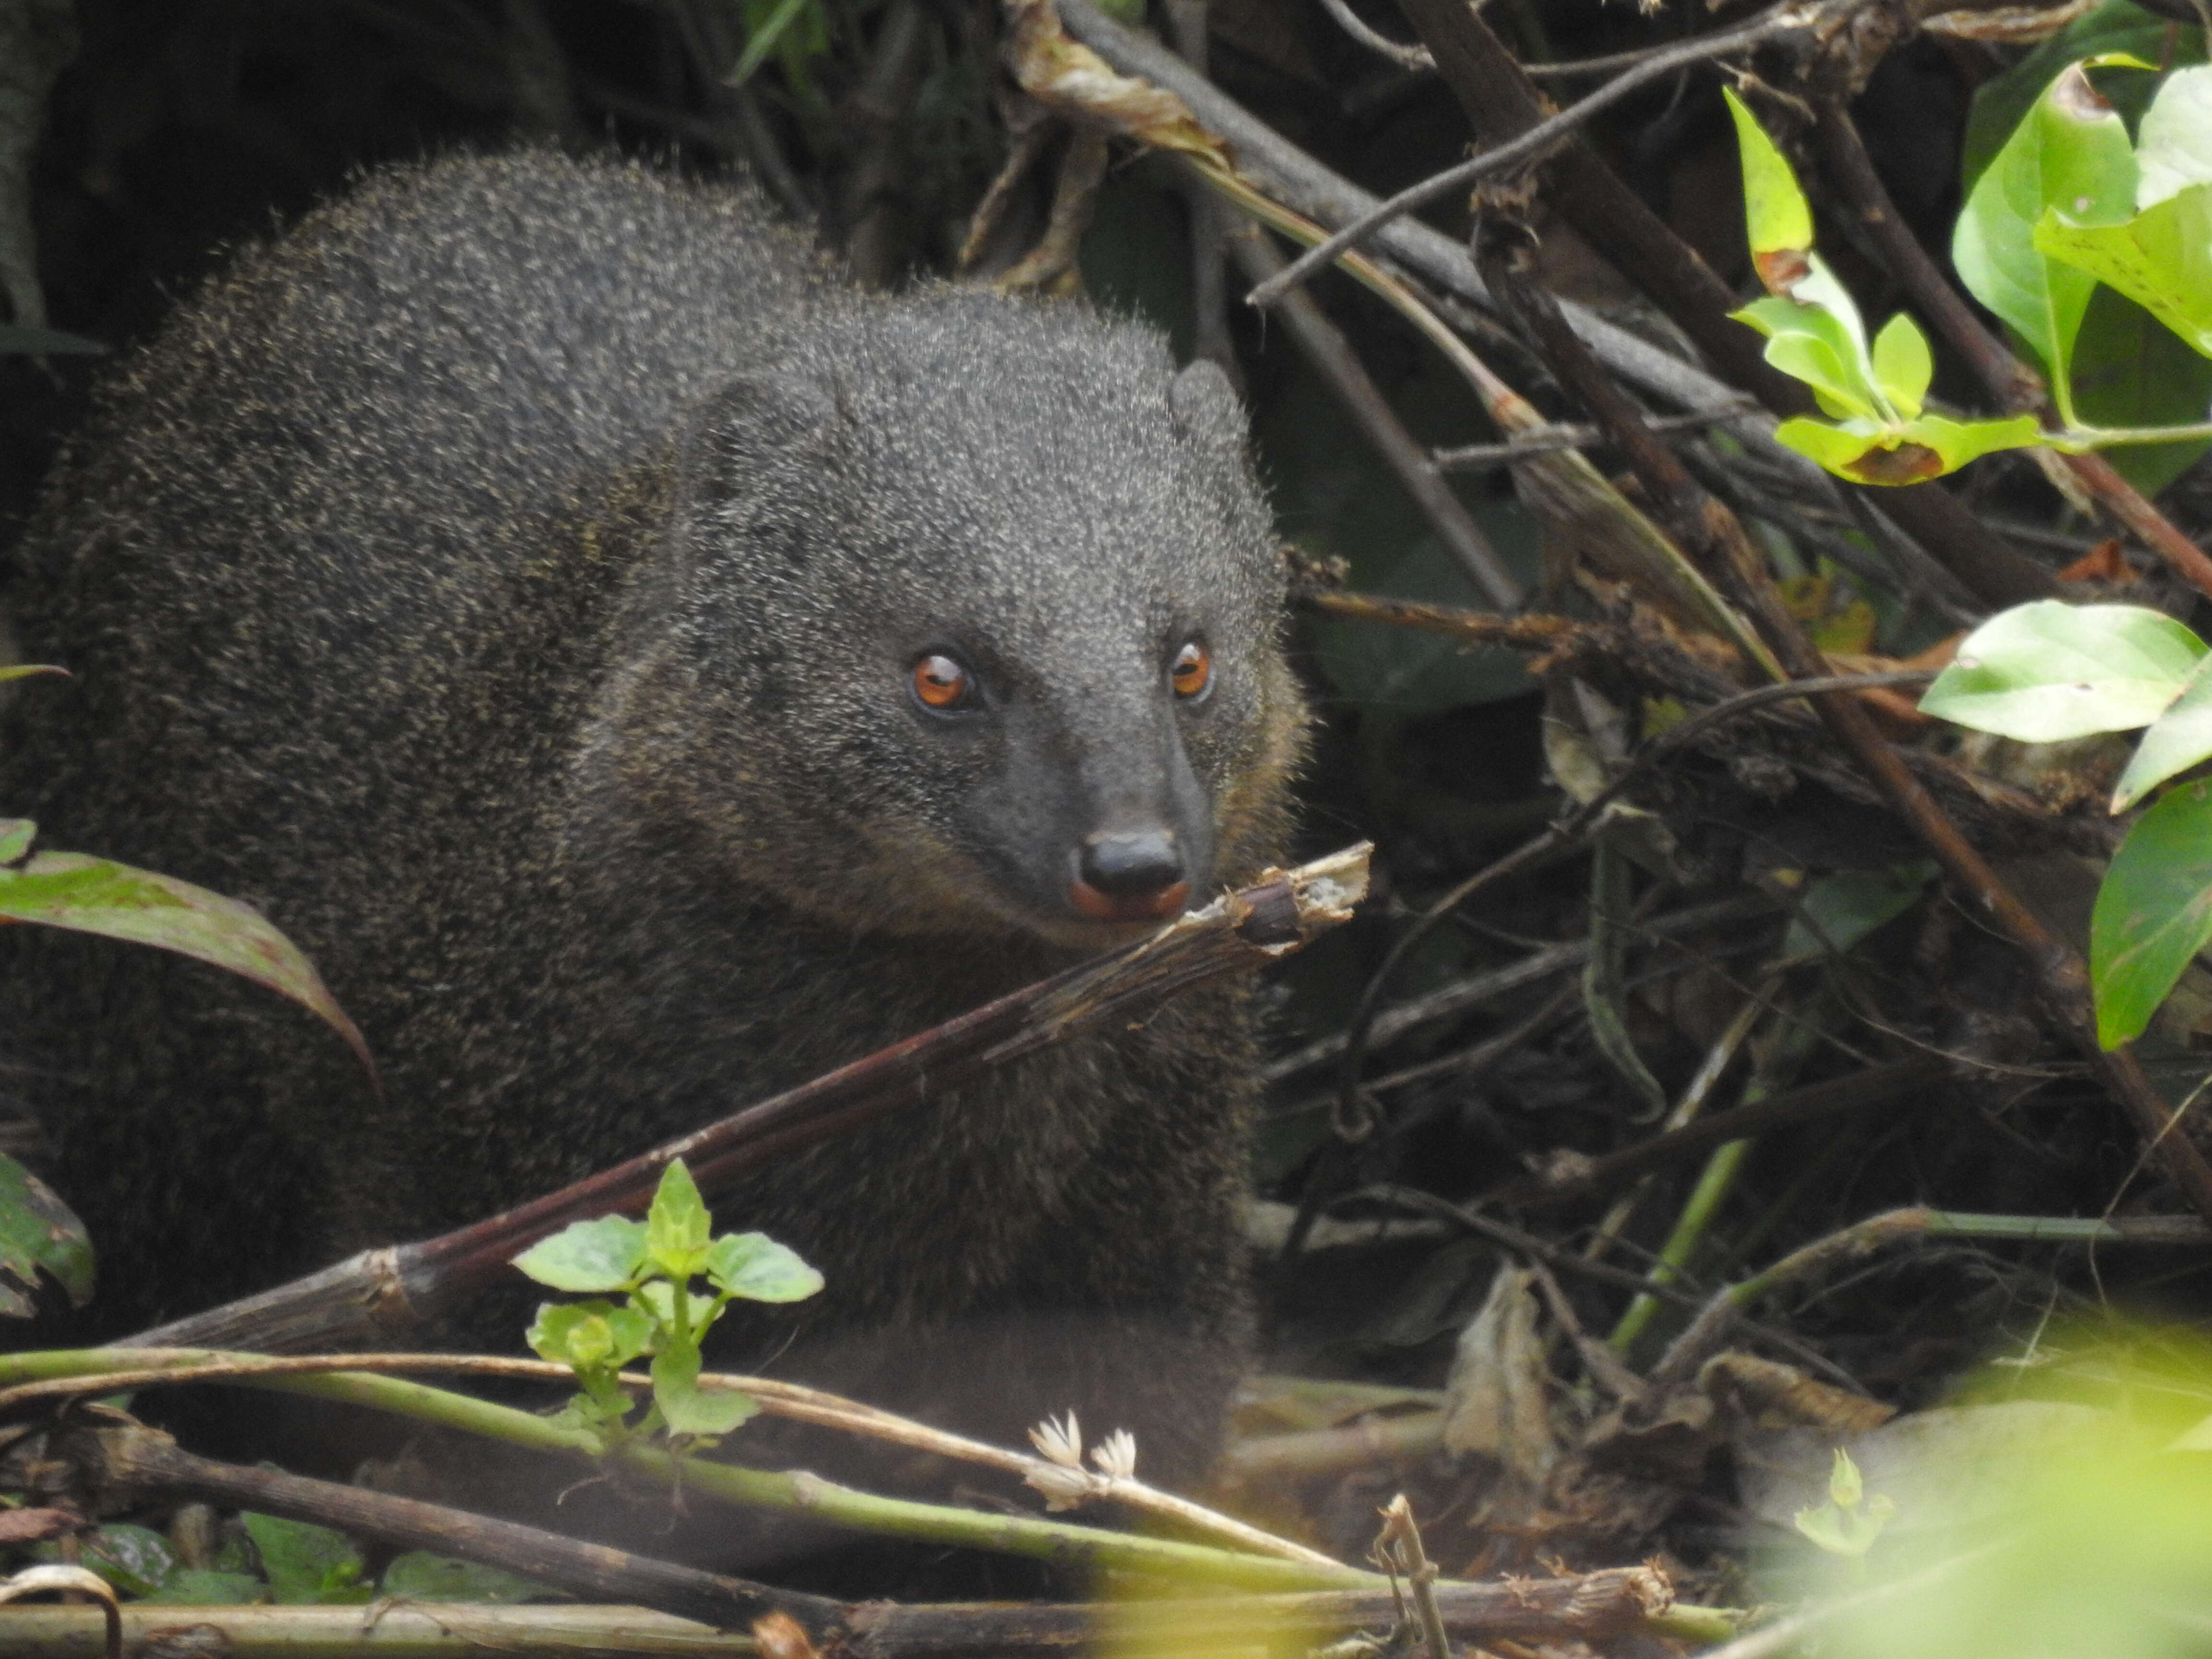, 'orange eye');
913,652,971,709
1170,640,1212,699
